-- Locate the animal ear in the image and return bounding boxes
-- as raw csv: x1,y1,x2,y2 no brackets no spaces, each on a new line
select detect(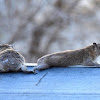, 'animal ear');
93,42,97,47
